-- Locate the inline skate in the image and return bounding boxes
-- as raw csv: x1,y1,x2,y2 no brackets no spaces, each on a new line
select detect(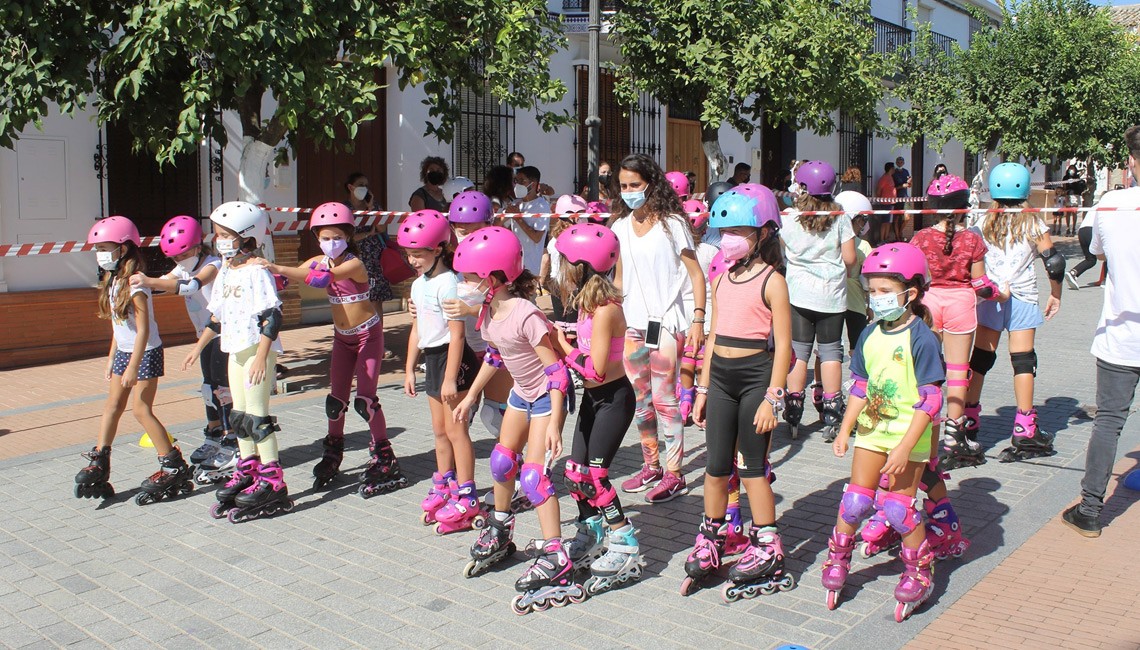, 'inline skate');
464,515,517,578
210,456,258,519
583,523,645,595
229,461,293,523
74,447,114,499
434,482,486,535
924,498,970,560
194,437,237,485
189,426,224,465
680,516,724,596
422,471,455,525
859,486,901,558
312,434,344,489
894,540,935,622
962,402,982,443
821,527,855,610
820,393,845,443
136,447,194,505
565,515,606,571
358,440,407,498
998,408,1056,463
723,504,751,556
937,417,986,472
511,538,586,614
482,486,533,514
723,526,796,602
784,391,805,439
811,381,824,417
